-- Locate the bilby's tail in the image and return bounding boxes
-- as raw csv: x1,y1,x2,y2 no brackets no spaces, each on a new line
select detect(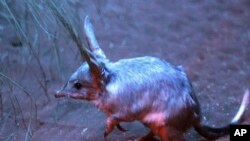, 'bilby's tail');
194,90,249,140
